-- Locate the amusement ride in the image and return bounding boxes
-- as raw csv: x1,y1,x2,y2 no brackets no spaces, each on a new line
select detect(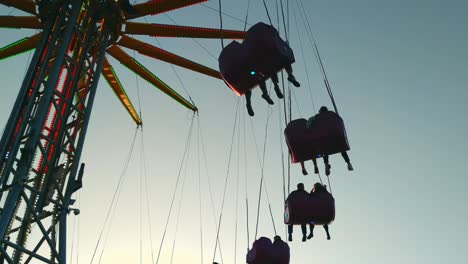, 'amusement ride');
0,0,352,263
